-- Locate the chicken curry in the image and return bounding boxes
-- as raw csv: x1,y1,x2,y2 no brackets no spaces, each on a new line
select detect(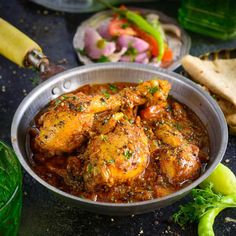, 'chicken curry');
29,79,209,203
